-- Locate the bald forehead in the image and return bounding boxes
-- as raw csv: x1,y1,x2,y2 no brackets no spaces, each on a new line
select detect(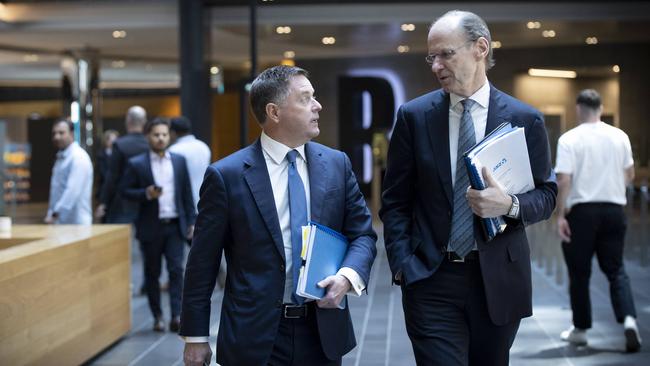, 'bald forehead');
429,14,463,37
